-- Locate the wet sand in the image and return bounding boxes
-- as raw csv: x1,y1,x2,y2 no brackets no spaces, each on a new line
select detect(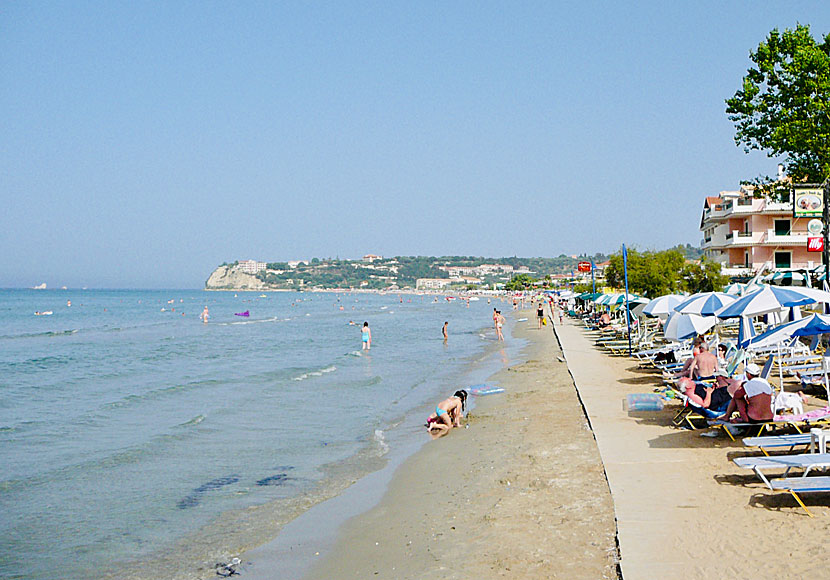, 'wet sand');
302,314,619,579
